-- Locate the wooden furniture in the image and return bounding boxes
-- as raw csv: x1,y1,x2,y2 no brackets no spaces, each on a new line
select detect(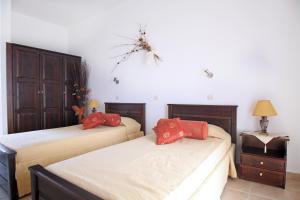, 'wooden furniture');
0,102,145,200
29,104,237,200
105,102,146,134
168,104,237,144
6,43,81,134
239,133,289,188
